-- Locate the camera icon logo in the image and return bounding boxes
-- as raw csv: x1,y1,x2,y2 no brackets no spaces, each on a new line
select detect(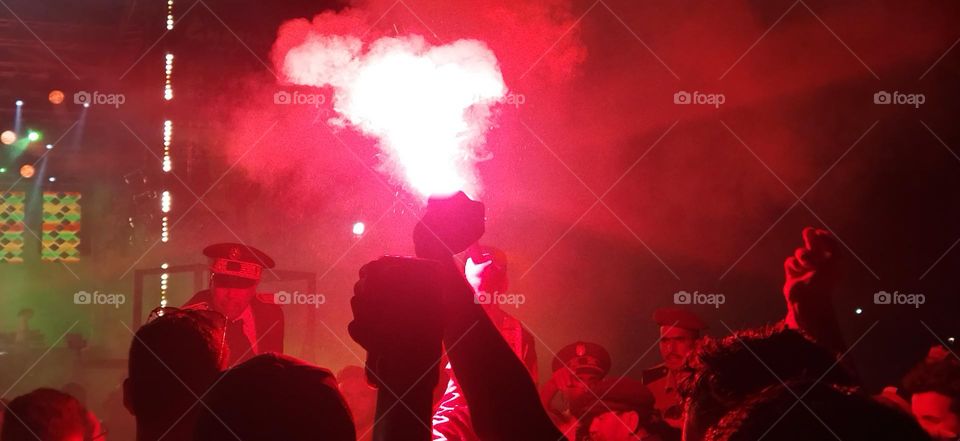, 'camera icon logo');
873,91,891,105
873,290,892,304
74,91,91,105
673,290,692,304
74,290,92,304
273,91,291,105
274,290,292,305
673,91,691,105
474,292,491,305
